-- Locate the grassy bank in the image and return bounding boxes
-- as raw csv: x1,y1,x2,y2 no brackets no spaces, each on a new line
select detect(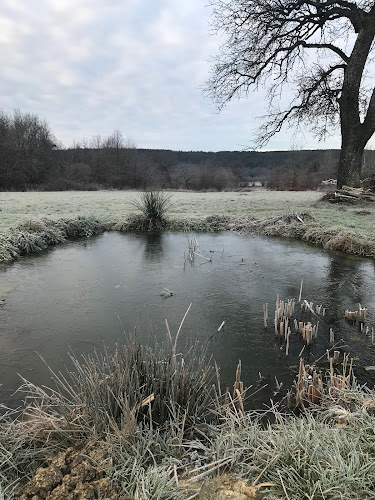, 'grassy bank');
2,336,375,499
1,190,374,262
